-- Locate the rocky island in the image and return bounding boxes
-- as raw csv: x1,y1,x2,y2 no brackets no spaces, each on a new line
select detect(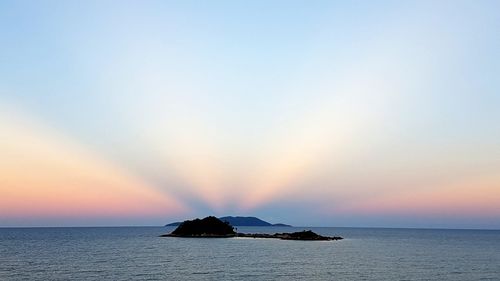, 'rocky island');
237,230,342,241
160,216,343,241
161,216,236,237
